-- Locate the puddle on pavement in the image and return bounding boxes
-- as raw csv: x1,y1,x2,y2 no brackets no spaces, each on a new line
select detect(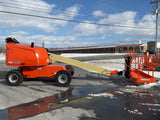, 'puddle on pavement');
1,84,116,120
1,84,160,120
